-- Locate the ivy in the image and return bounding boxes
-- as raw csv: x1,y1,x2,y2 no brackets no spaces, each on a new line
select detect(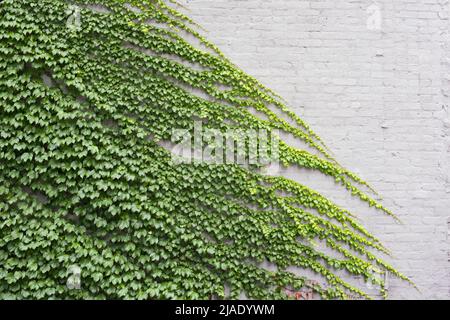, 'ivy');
0,0,413,300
